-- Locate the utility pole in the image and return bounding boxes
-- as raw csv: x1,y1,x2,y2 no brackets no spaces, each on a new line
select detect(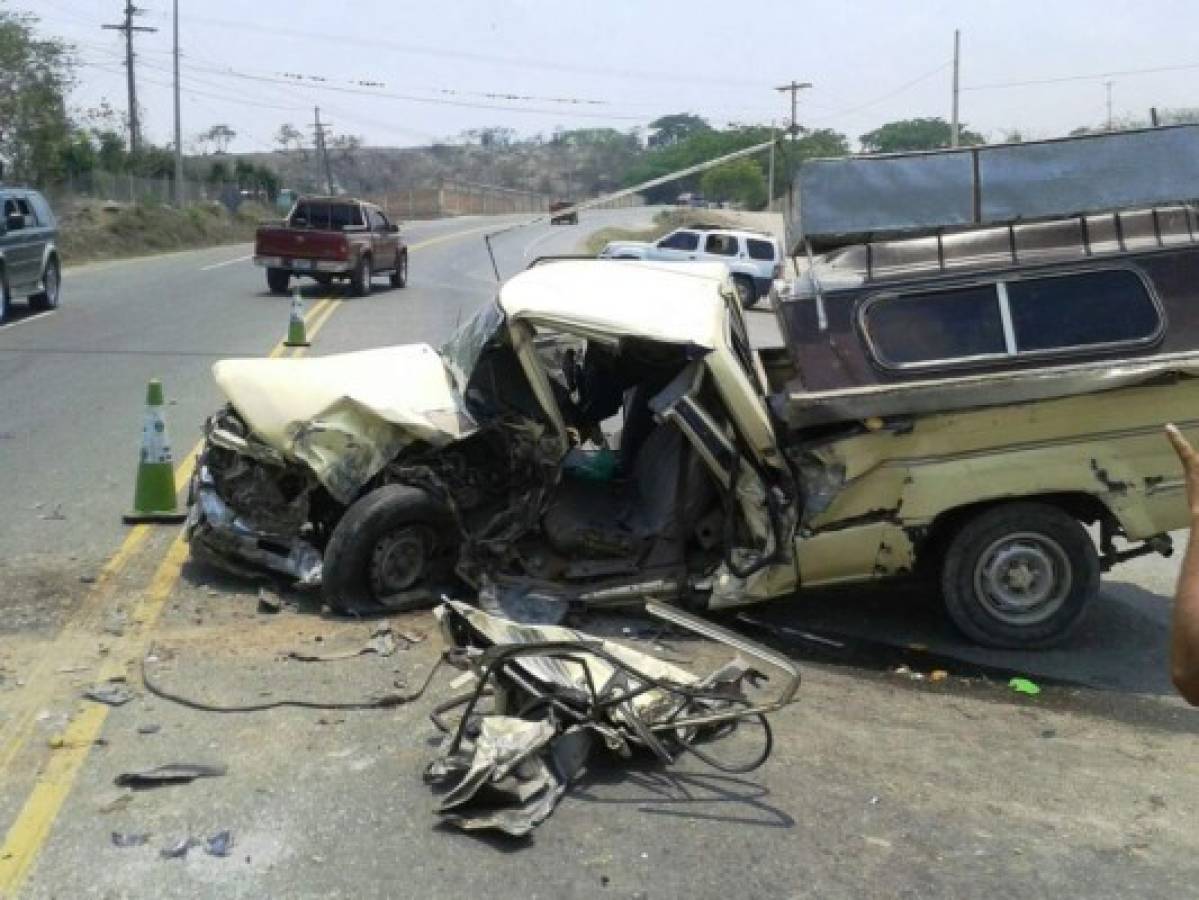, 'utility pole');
172,0,183,205
774,80,812,139
103,1,157,154
1105,80,1114,131
951,29,961,147
767,120,777,212
312,107,334,194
